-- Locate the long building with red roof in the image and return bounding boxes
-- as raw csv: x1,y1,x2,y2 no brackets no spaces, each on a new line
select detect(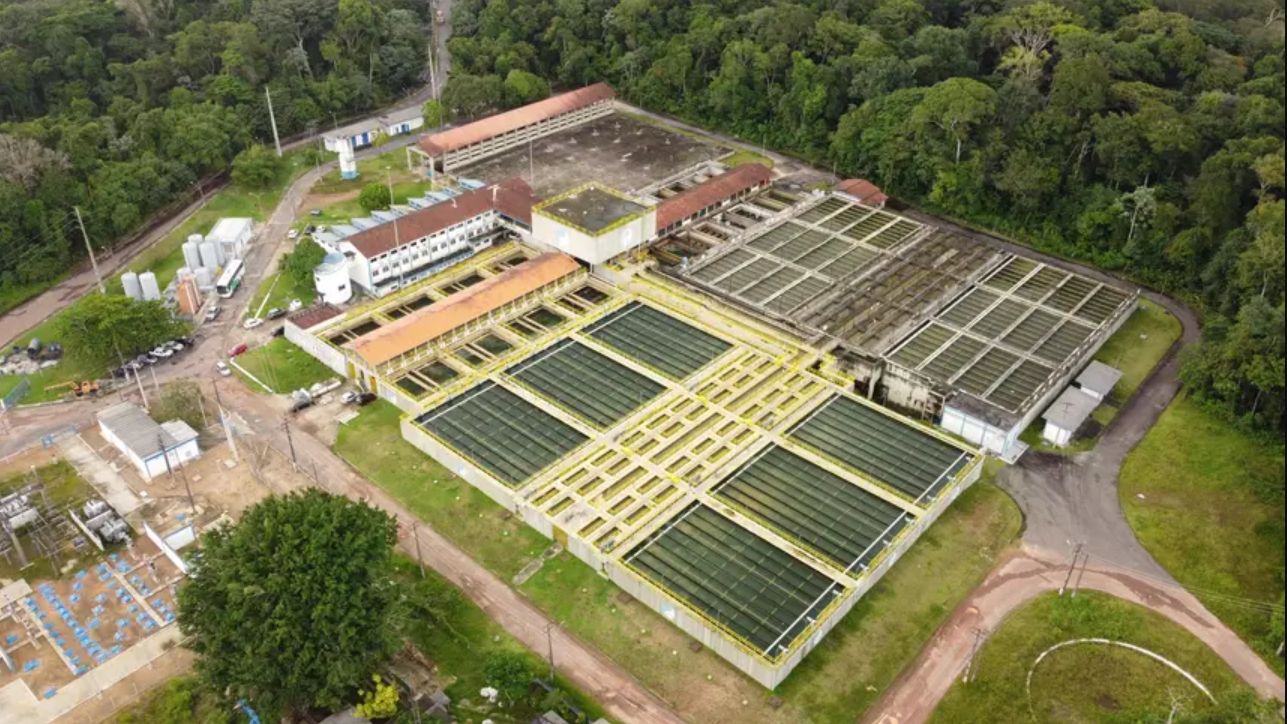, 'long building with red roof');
415,84,617,171
655,164,774,236
314,178,538,297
